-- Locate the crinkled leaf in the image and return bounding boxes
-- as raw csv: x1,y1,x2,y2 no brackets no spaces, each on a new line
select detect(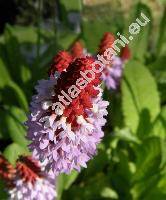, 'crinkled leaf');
122,60,160,134
132,137,162,183
131,137,166,199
